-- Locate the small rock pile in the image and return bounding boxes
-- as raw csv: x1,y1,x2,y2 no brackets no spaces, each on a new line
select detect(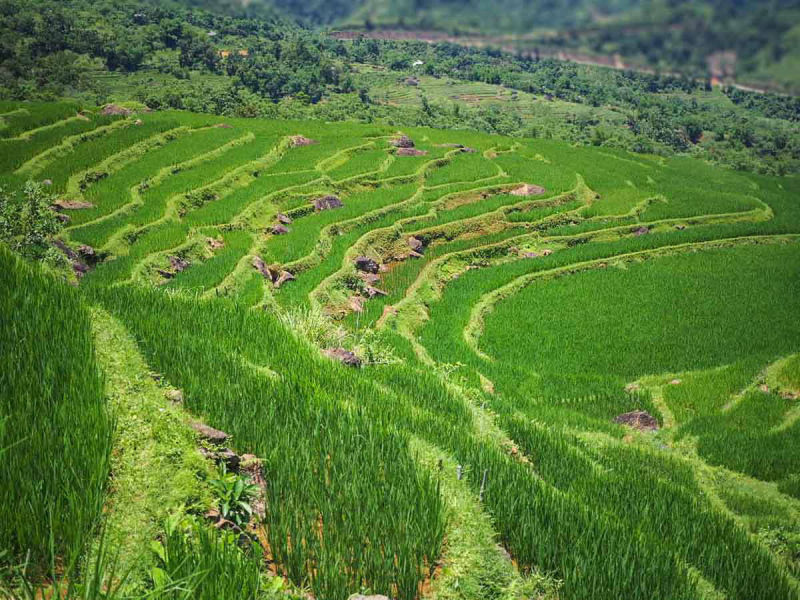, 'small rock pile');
252,256,295,288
